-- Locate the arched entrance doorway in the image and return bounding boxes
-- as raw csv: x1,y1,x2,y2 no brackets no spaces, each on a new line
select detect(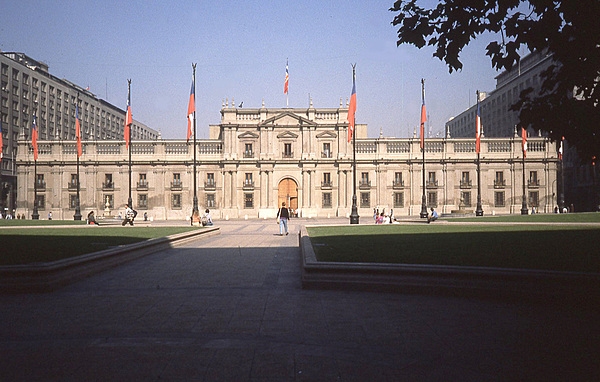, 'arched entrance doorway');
278,178,298,211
